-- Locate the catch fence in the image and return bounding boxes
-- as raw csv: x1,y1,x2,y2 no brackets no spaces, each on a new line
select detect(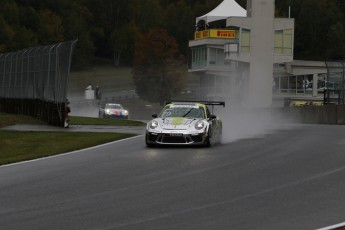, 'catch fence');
0,40,77,126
